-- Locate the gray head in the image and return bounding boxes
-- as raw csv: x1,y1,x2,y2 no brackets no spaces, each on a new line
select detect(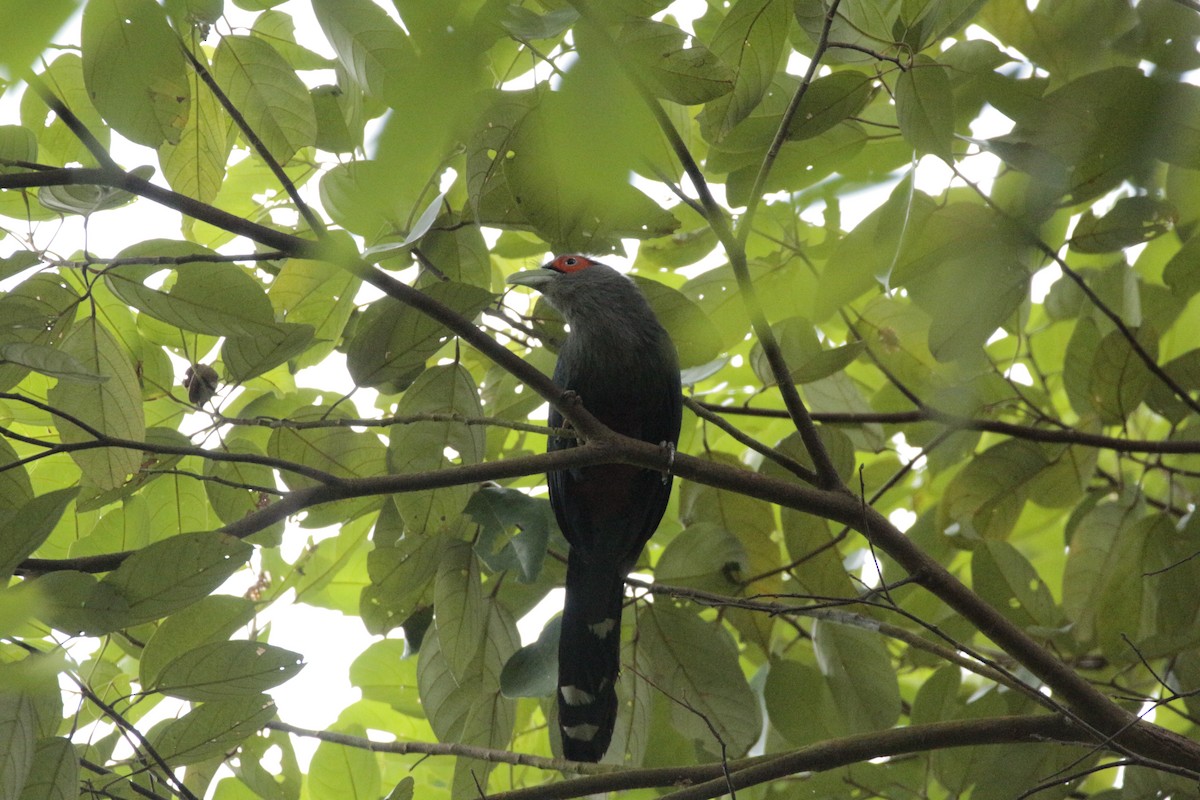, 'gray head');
505,255,661,335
